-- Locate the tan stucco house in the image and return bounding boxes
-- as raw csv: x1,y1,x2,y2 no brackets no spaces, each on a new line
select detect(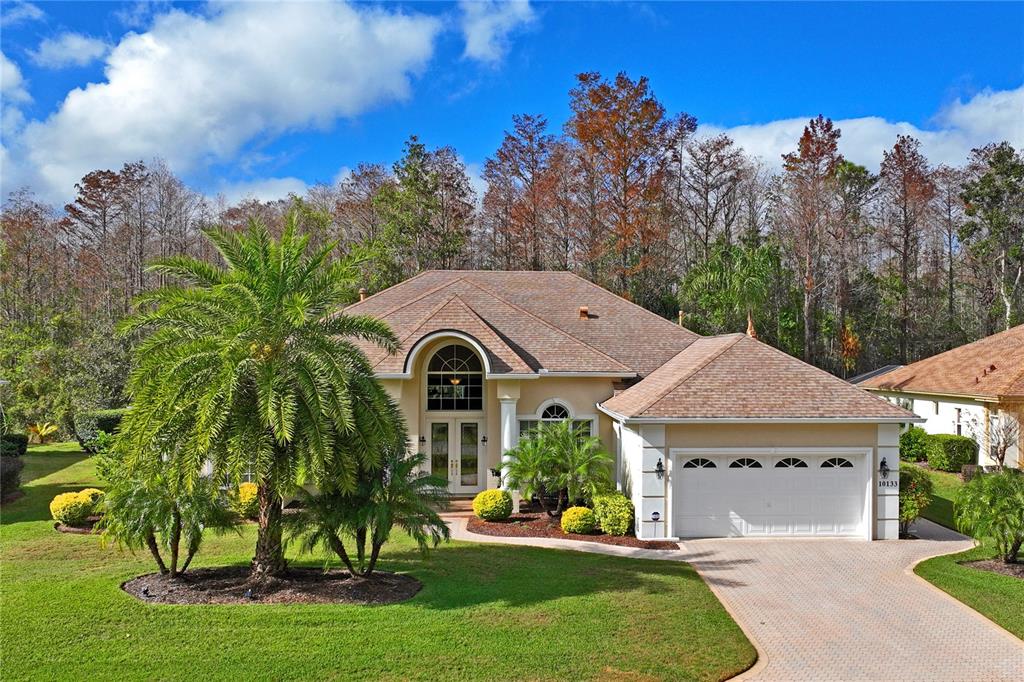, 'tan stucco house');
856,325,1024,469
347,271,917,541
